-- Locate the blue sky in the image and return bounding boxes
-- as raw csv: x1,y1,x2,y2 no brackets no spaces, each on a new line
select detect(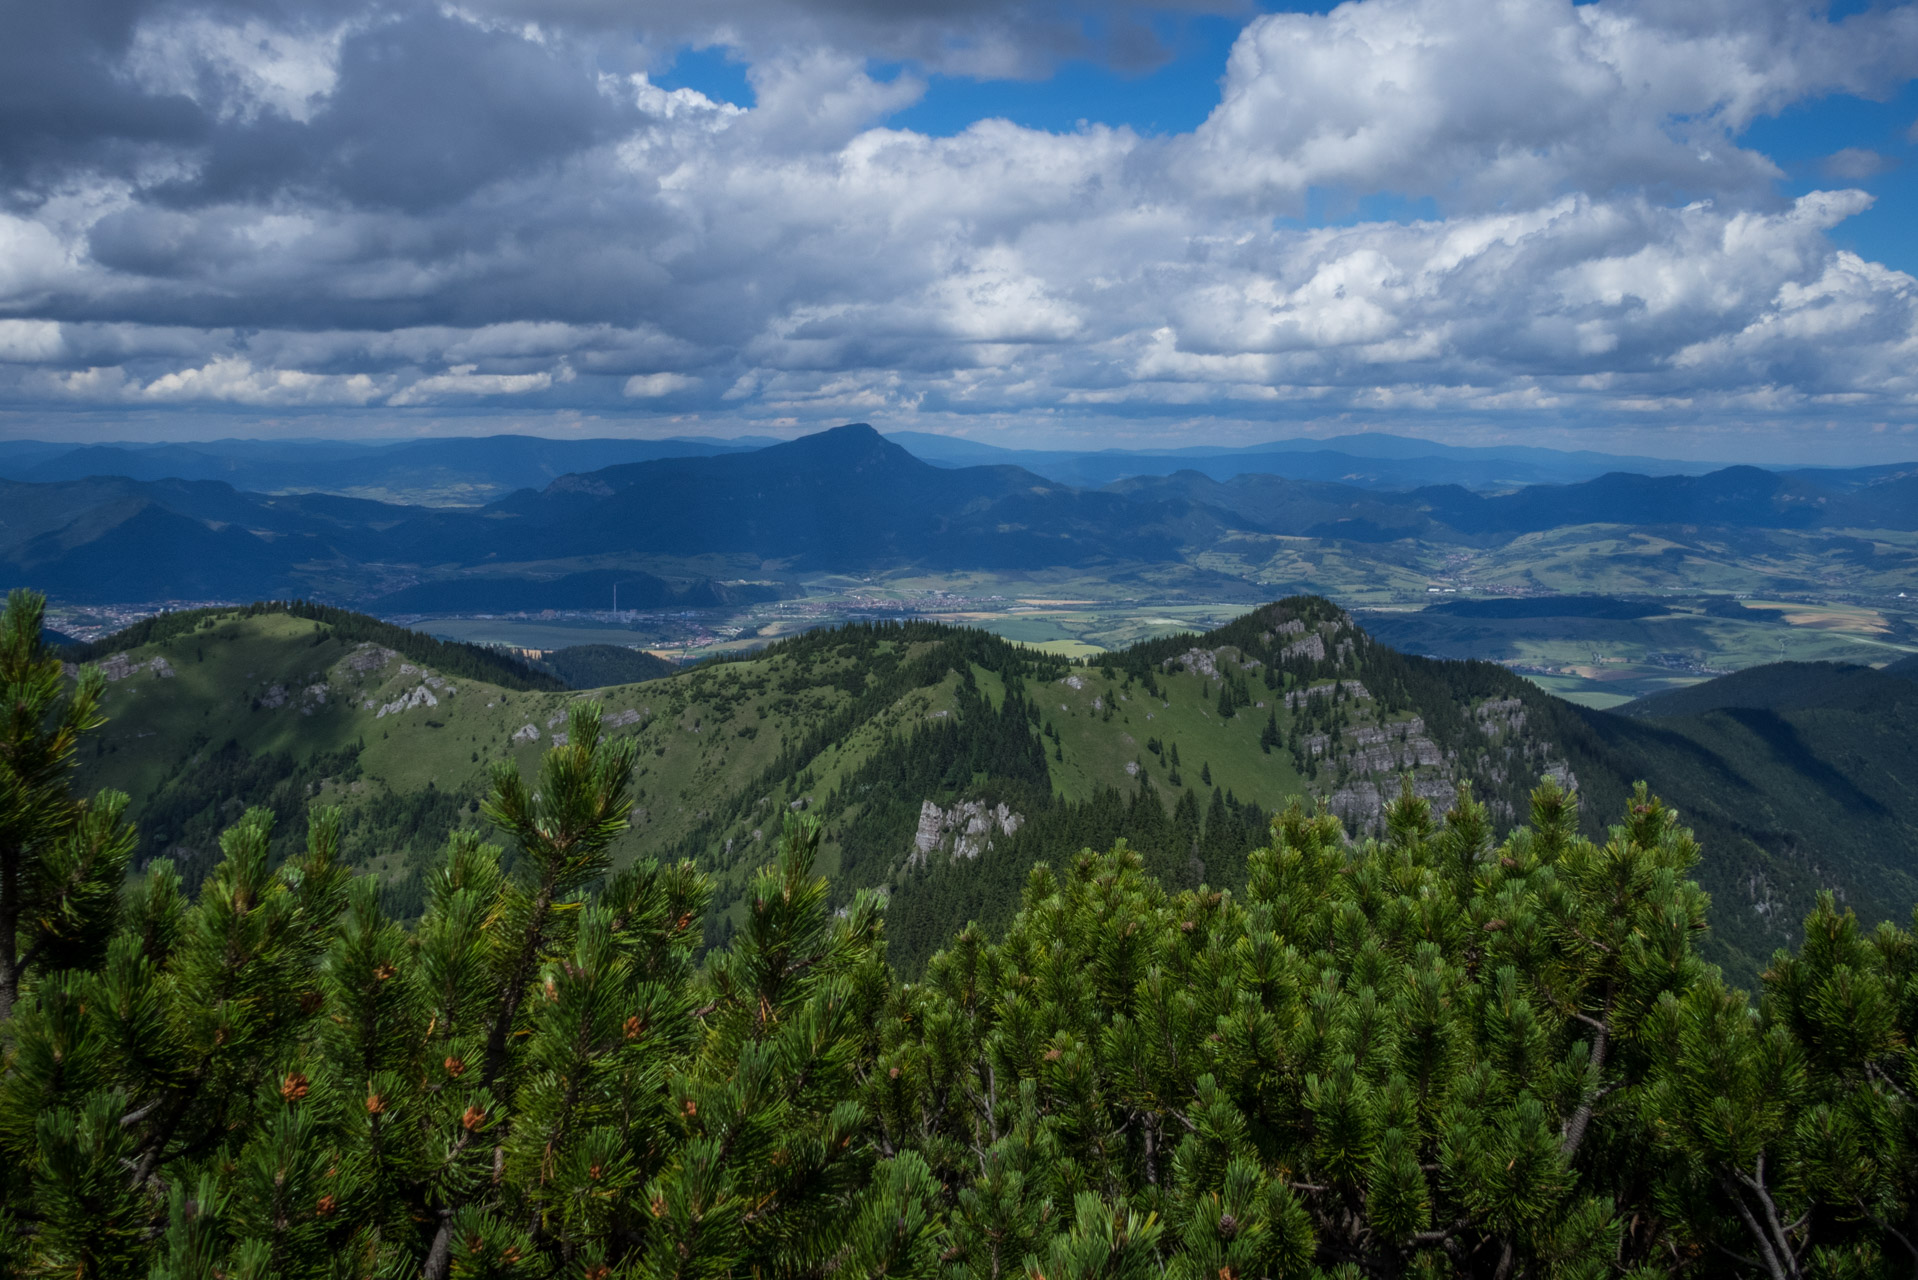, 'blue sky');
4,0,1918,462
